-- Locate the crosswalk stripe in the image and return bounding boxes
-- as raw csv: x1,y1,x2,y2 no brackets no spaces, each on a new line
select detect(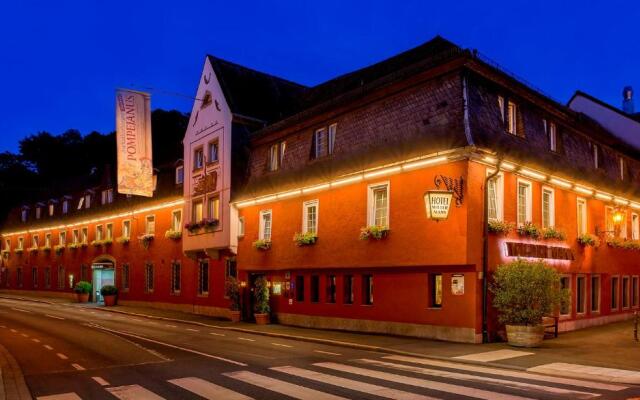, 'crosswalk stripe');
272,365,437,400
454,349,533,362
358,358,600,399
37,393,82,400
224,370,347,400
383,355,628,391
315,362,534,400
169,377,253,400
107,384,165,400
